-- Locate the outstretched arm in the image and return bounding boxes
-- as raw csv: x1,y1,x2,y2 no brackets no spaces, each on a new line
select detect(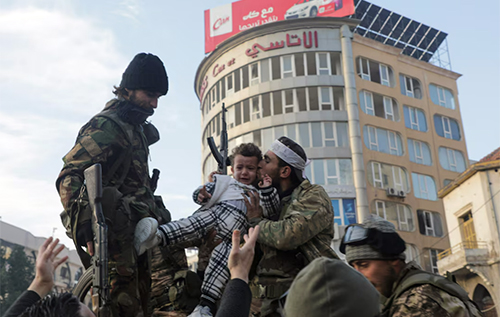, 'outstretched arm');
4,237,68,317
29,237,69,297
215,226,260,317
